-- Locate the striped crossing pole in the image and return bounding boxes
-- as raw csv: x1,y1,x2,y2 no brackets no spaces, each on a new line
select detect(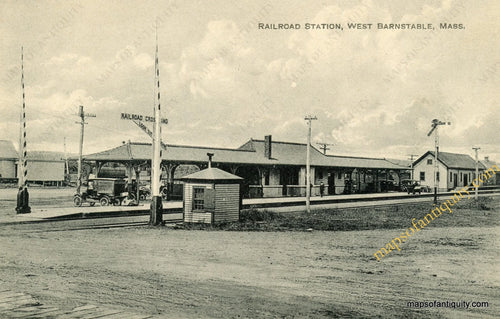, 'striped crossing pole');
150,27,163,225
16,47,31,214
